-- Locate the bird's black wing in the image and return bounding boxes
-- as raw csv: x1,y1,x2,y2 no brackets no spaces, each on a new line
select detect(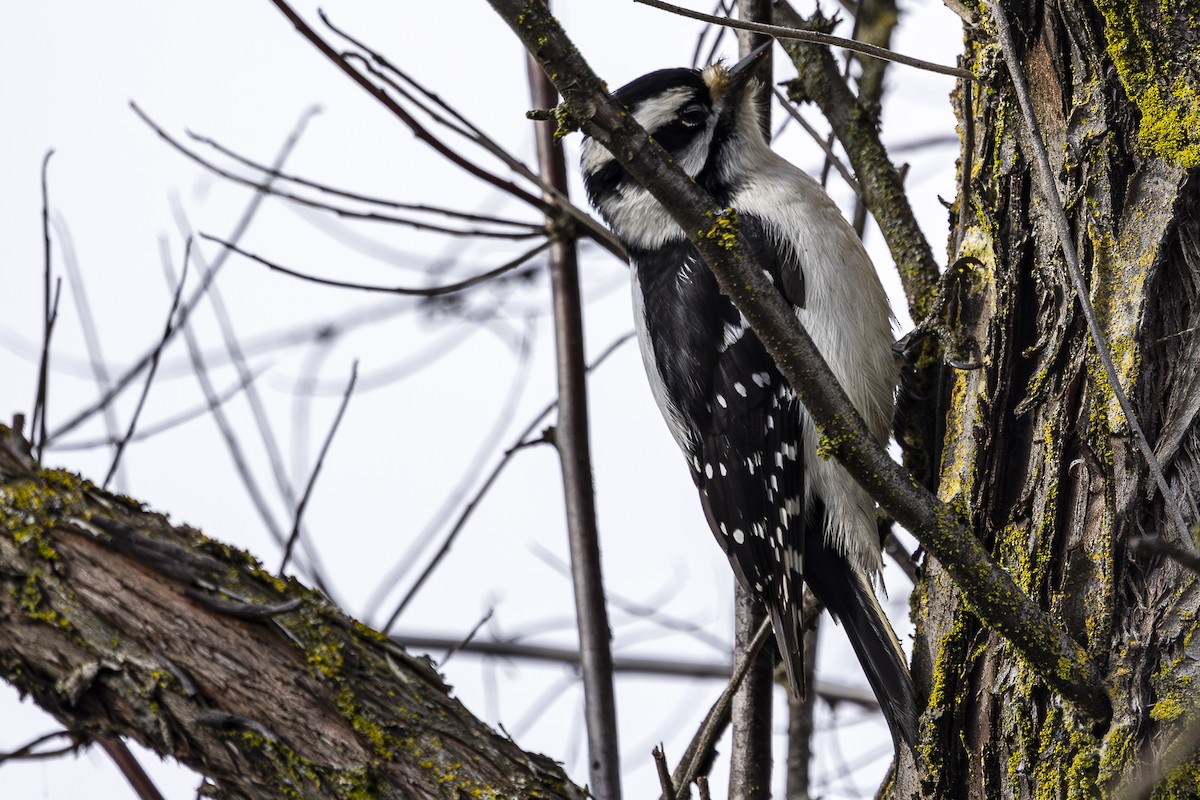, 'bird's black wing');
693,214,809,694
632,216,809,692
